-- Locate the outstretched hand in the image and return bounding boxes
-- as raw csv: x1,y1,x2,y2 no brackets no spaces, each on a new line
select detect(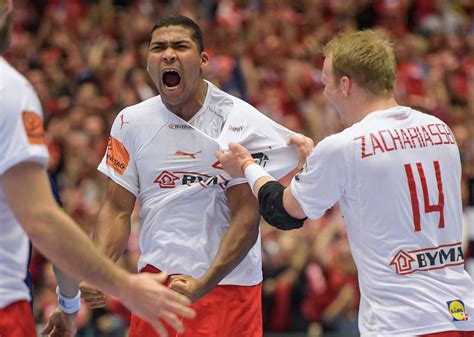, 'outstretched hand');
120,272,196,337
215,142,254,178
